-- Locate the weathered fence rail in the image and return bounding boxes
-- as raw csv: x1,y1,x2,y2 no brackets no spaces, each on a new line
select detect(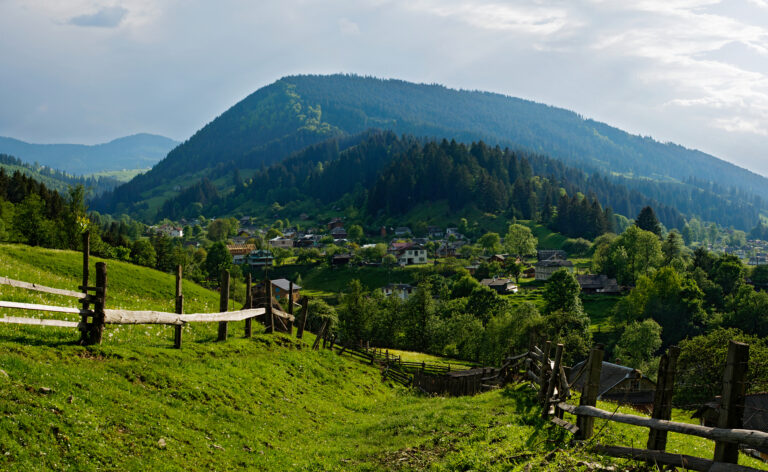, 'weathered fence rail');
0,231,303,347
518,339,767,471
